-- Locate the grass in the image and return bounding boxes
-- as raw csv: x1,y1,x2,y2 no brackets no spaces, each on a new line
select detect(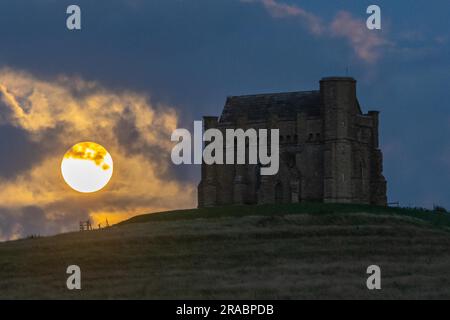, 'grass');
120,202,450,230
1,203,450,299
